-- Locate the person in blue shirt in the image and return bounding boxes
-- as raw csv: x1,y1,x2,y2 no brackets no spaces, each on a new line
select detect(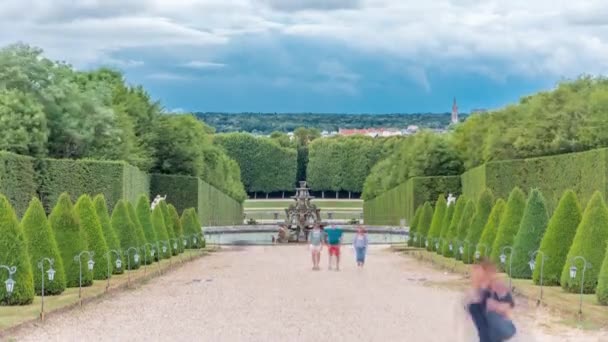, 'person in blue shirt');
324,225,343,271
